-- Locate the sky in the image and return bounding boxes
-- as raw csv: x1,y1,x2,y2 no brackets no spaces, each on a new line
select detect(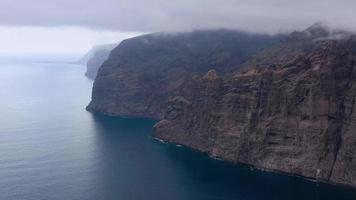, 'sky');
1,0,356,54
0,27,140,54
